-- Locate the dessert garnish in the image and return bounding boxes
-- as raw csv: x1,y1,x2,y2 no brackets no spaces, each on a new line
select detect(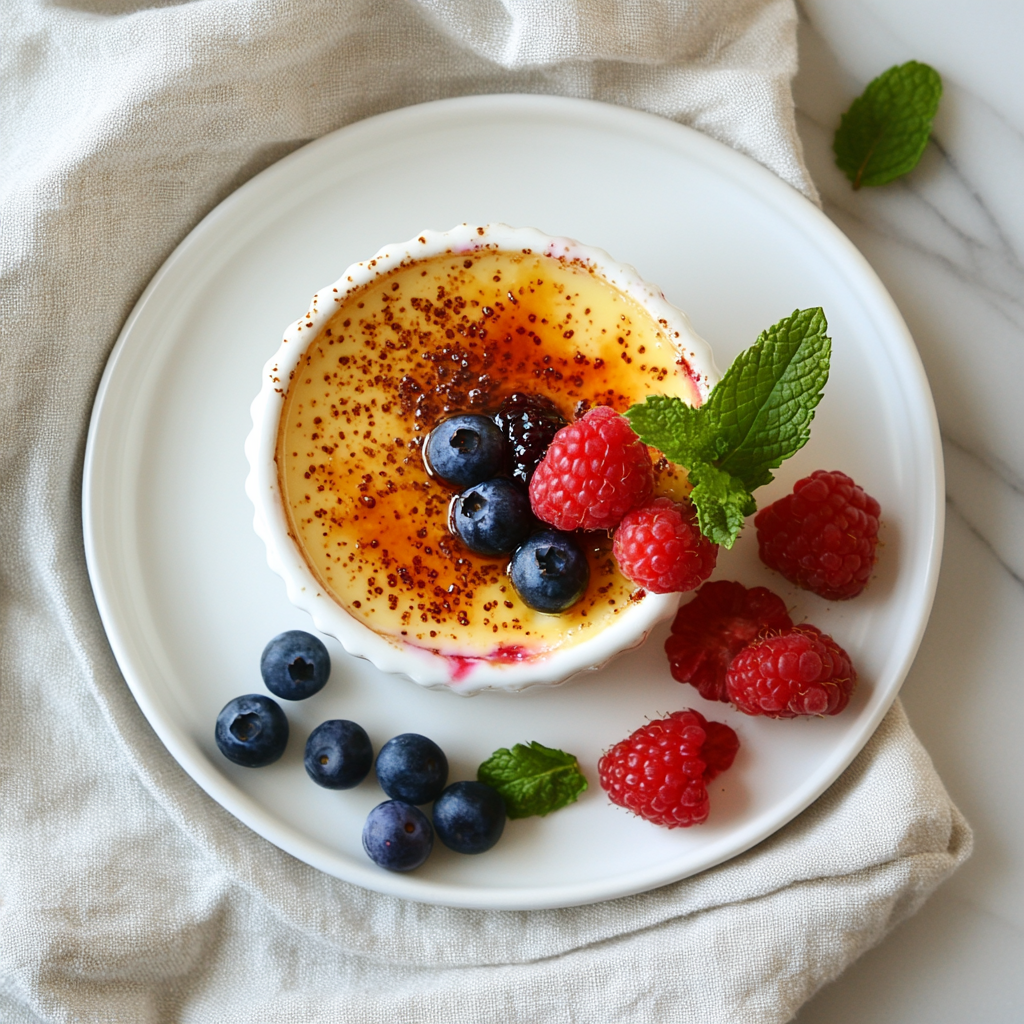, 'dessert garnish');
432,781,507,854
363,800,434,872
304,719,374,789
508,530,590,613
725,624,857,718
598,710,739,828
260,629,331,700
477,741,588,819
626,308,831,548
612,496,718,594
374,733,449,805
214,694,289,767
449,477,533,557
423,413,505,488
494,392,567,484
833,61,942,190
755,469,881,600
666,581,794,702
528,405,654,532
